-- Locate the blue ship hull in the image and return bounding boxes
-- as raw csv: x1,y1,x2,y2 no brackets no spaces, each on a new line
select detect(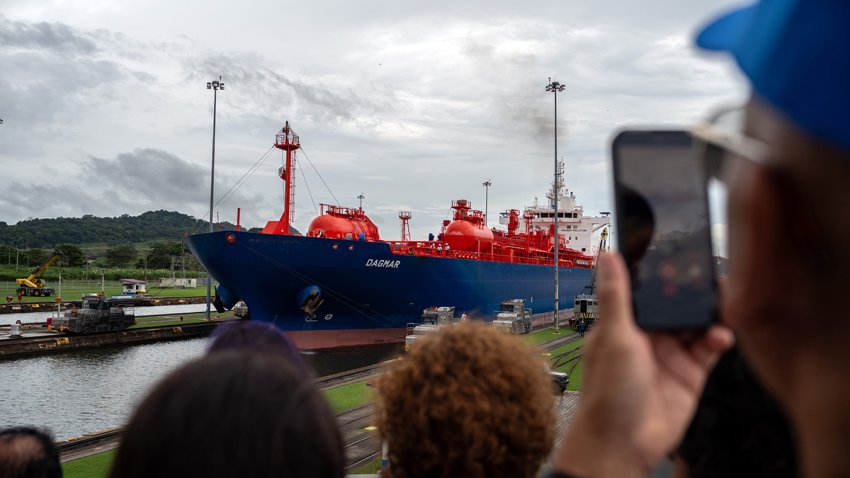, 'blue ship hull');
186,231,592,349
